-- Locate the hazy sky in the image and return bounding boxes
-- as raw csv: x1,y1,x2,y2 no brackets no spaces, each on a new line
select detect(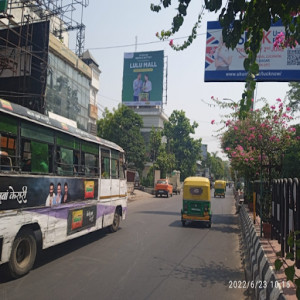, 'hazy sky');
69,0,291,158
